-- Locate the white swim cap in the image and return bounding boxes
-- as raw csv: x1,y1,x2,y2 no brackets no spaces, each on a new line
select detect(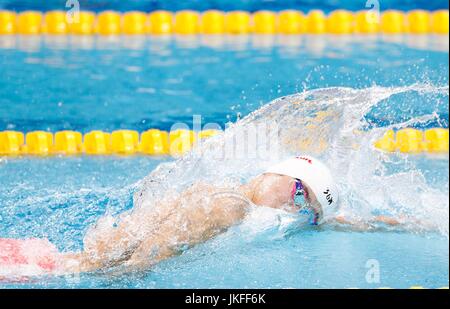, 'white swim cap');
266,155,339,218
